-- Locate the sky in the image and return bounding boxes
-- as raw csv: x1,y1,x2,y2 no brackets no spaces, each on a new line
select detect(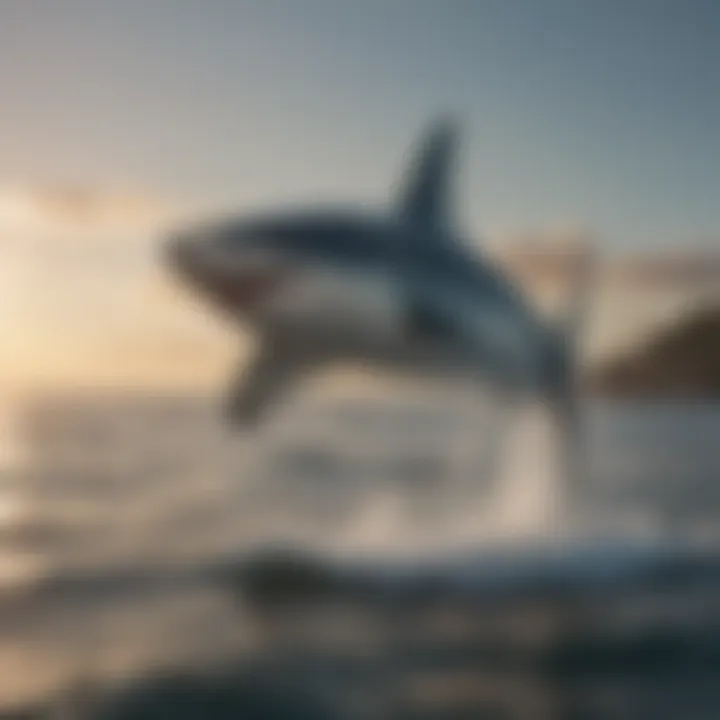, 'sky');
0,0,719,392
1,0,719,249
